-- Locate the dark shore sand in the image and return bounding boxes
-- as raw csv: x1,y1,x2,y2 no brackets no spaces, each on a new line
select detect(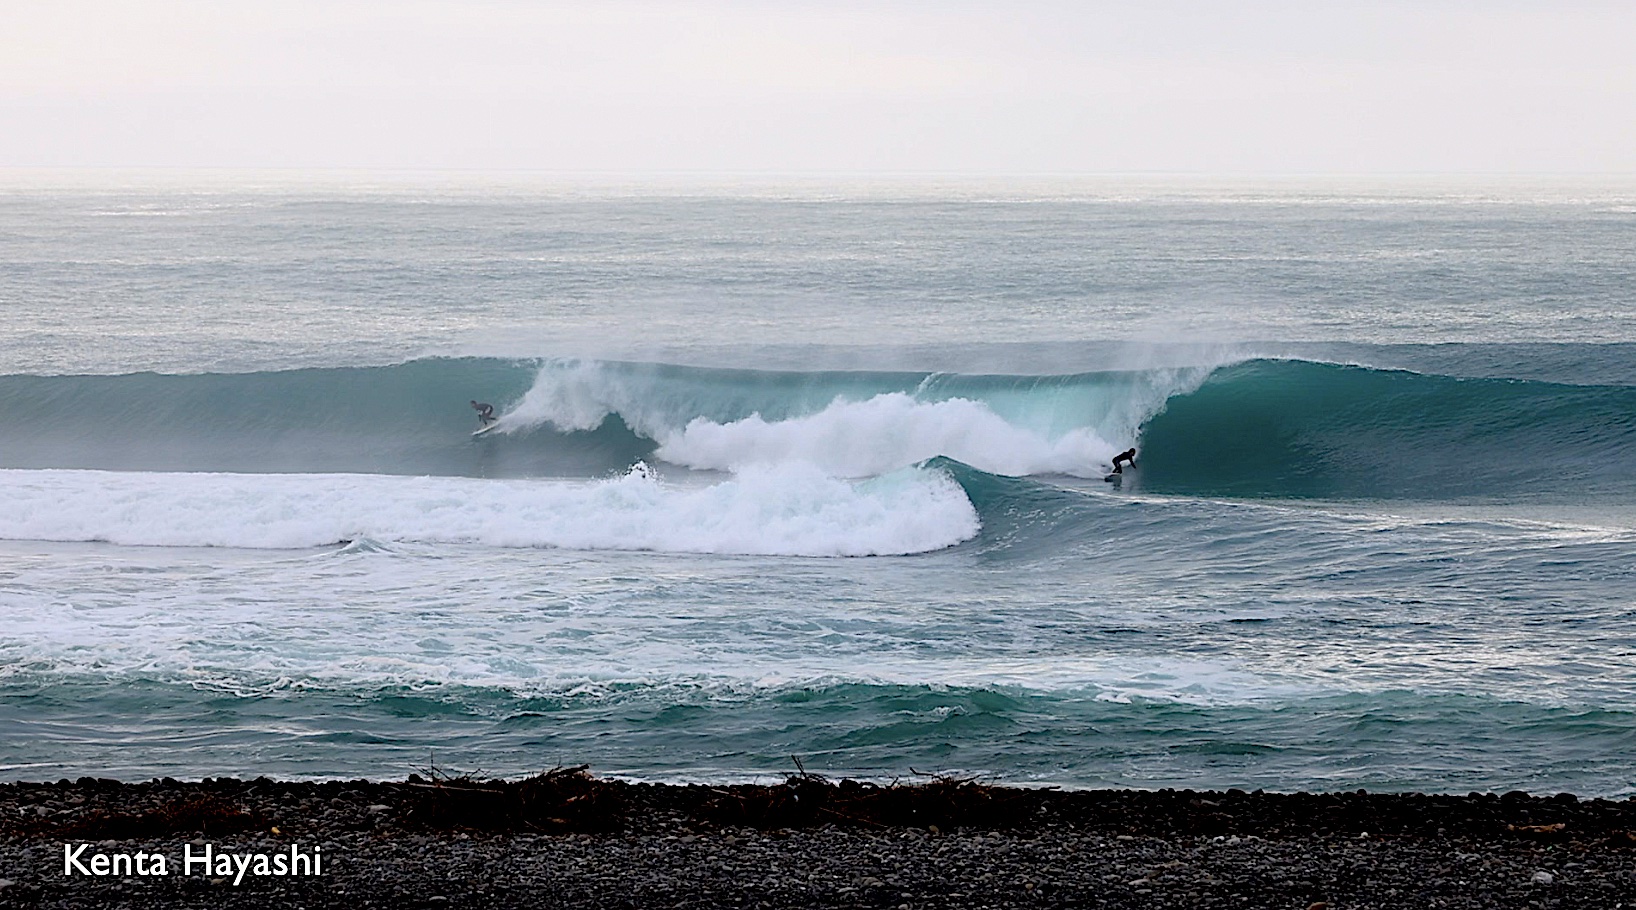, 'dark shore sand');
3,770,1634,909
